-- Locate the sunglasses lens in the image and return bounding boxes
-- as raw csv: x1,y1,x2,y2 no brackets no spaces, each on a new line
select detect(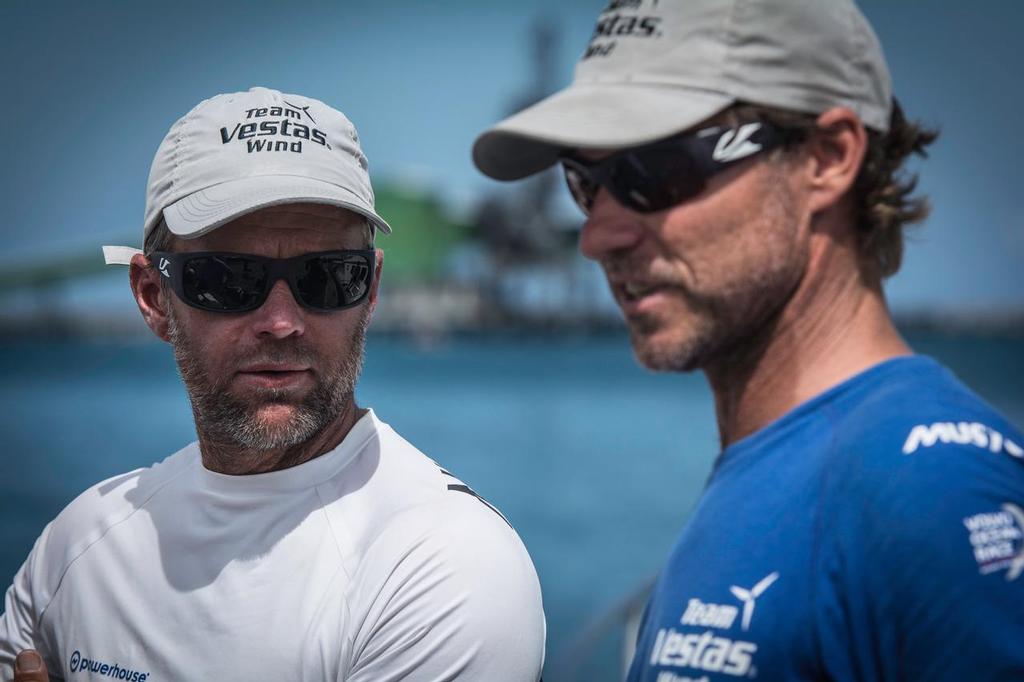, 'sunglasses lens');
182,256,267,311
562,164,598,215
296,253,372,309
608,145,704,213
172,251,373,312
